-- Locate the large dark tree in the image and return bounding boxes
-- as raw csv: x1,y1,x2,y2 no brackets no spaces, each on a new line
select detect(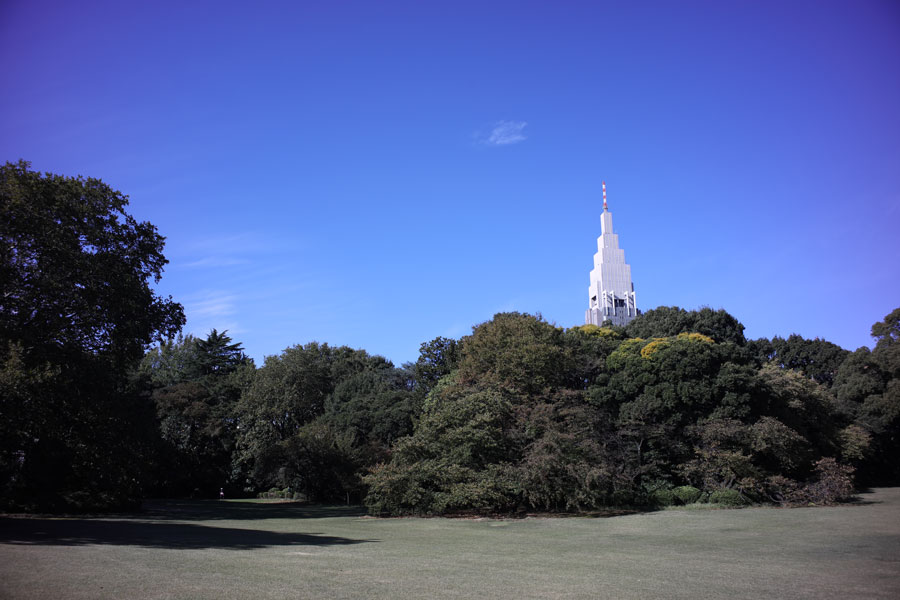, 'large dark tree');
365,313,622,515
0,161,184,510
456,311,574,394
589,332,764,490
0,160,183,367
234,342,416,501
139,330,254,497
